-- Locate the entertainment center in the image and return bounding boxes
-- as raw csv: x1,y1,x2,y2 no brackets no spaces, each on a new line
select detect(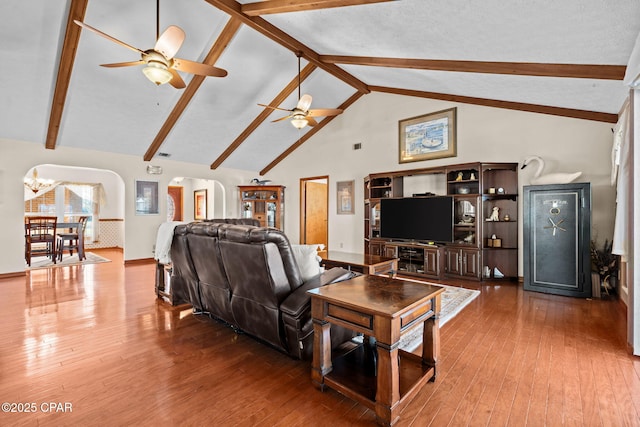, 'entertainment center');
364,162,518,281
